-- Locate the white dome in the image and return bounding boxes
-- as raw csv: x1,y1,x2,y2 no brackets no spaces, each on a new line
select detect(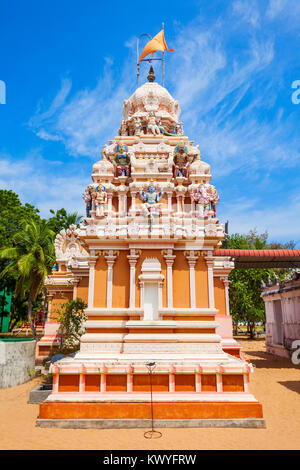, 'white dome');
122,81,181,124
